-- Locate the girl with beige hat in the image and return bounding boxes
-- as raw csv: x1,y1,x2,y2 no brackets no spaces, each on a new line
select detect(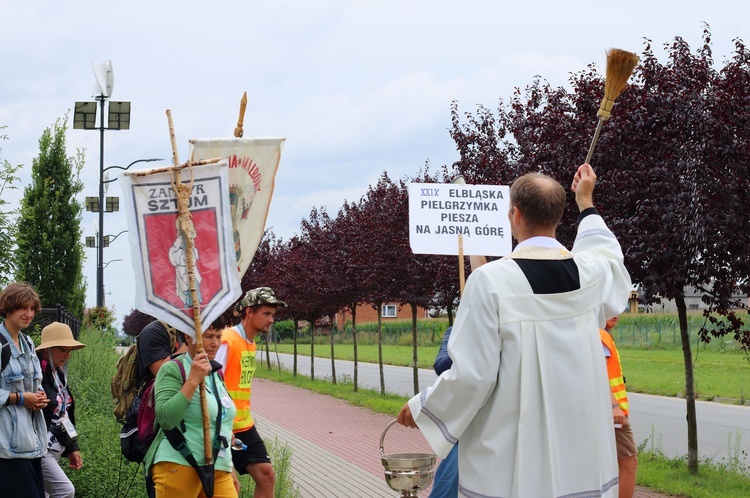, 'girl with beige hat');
36,321,85,498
